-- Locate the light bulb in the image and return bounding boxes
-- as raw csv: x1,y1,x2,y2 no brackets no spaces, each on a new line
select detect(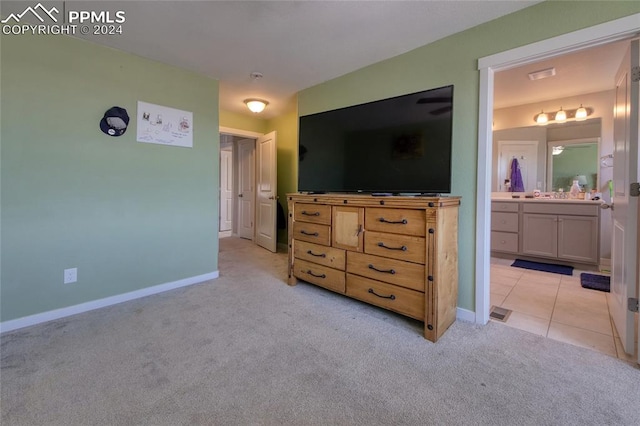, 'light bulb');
536,111,548,125
555,107,566,123
575,104,588,121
